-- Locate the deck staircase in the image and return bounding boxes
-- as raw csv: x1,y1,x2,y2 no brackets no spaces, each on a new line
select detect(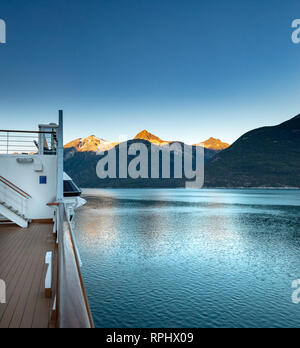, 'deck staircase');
0,176,31,228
